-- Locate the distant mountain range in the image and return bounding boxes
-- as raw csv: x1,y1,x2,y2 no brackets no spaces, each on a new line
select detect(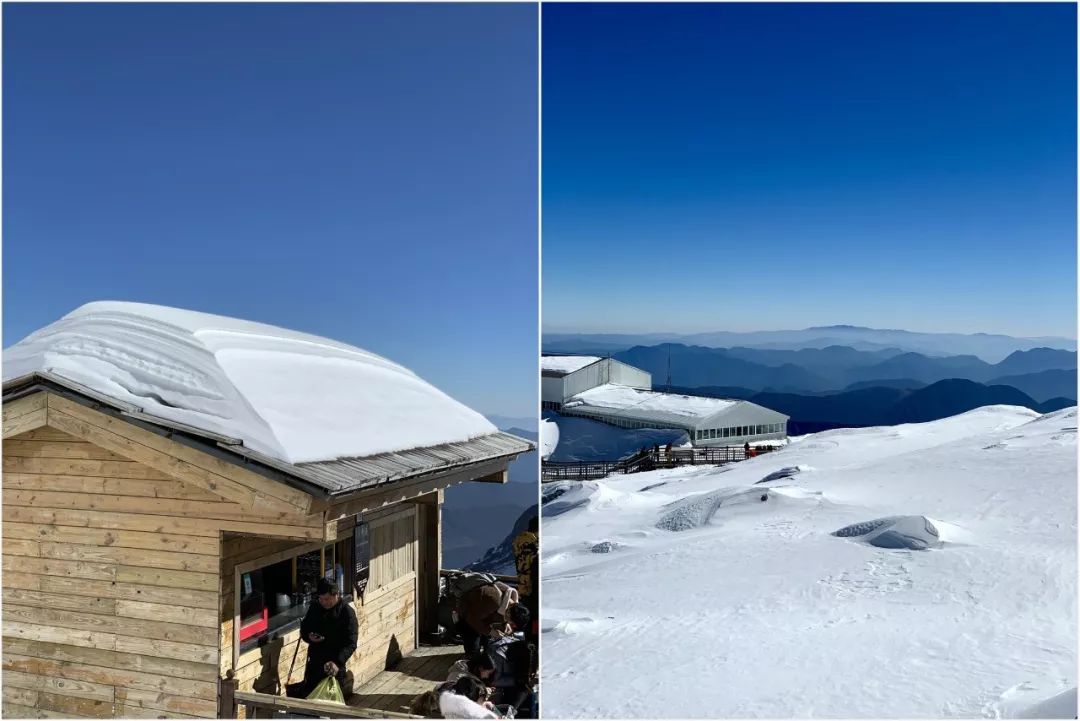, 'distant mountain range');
544,325,1076,364
467,503,537,576
677,379,1073,432
603,344,1076,400
441,426,537,570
